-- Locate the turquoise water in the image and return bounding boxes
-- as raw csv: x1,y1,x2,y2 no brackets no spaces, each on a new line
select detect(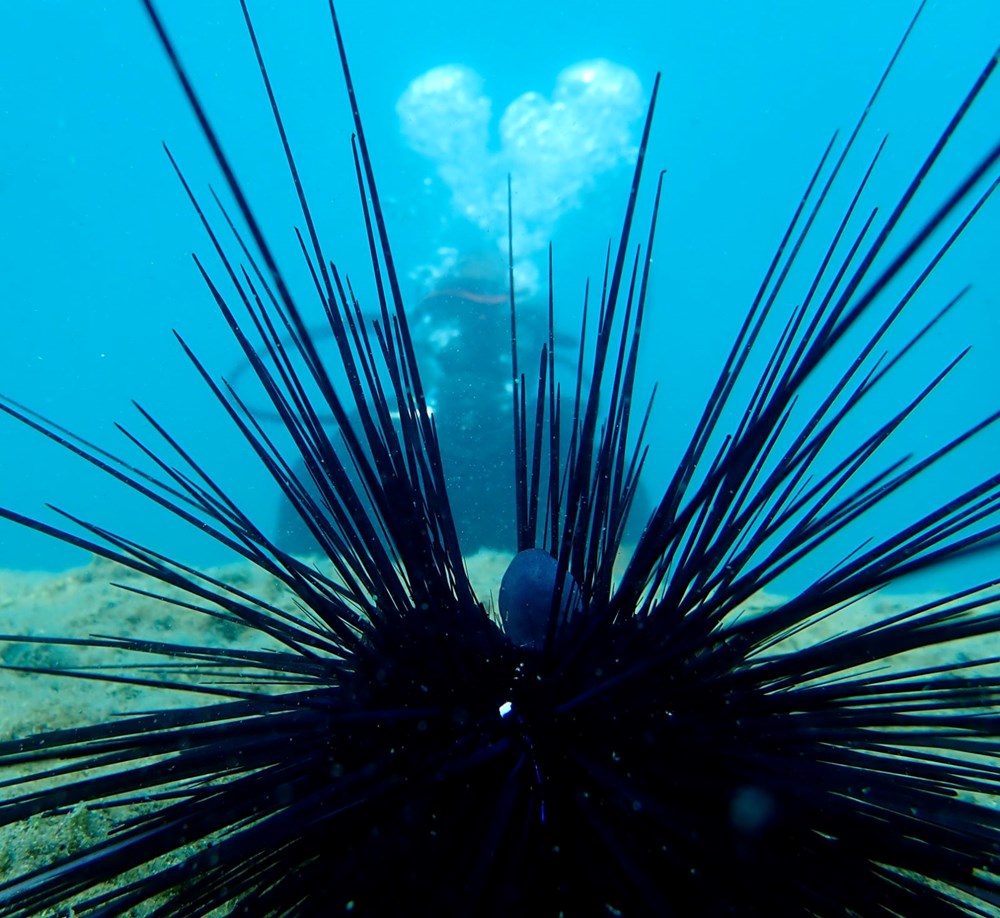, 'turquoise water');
0,1,997,594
